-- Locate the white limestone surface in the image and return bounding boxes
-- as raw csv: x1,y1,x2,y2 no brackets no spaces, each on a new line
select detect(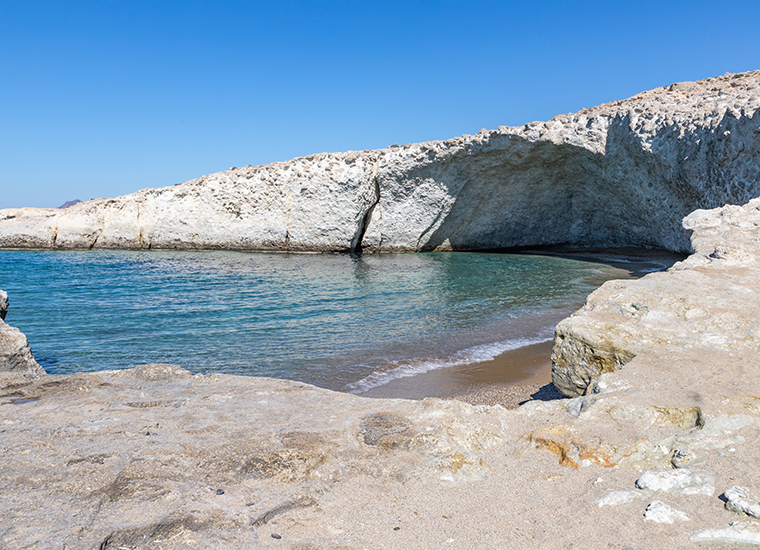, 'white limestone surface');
635,470,715,496
1,71,759,253
725,486,760,518
644,500,690,523
552,196,760,397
